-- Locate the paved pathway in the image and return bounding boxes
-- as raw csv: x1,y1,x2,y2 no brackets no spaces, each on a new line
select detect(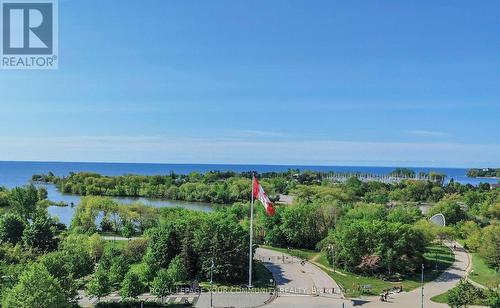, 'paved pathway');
256,248,354,308
101,235,141,241
358,241,471,308
256,247,343,297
